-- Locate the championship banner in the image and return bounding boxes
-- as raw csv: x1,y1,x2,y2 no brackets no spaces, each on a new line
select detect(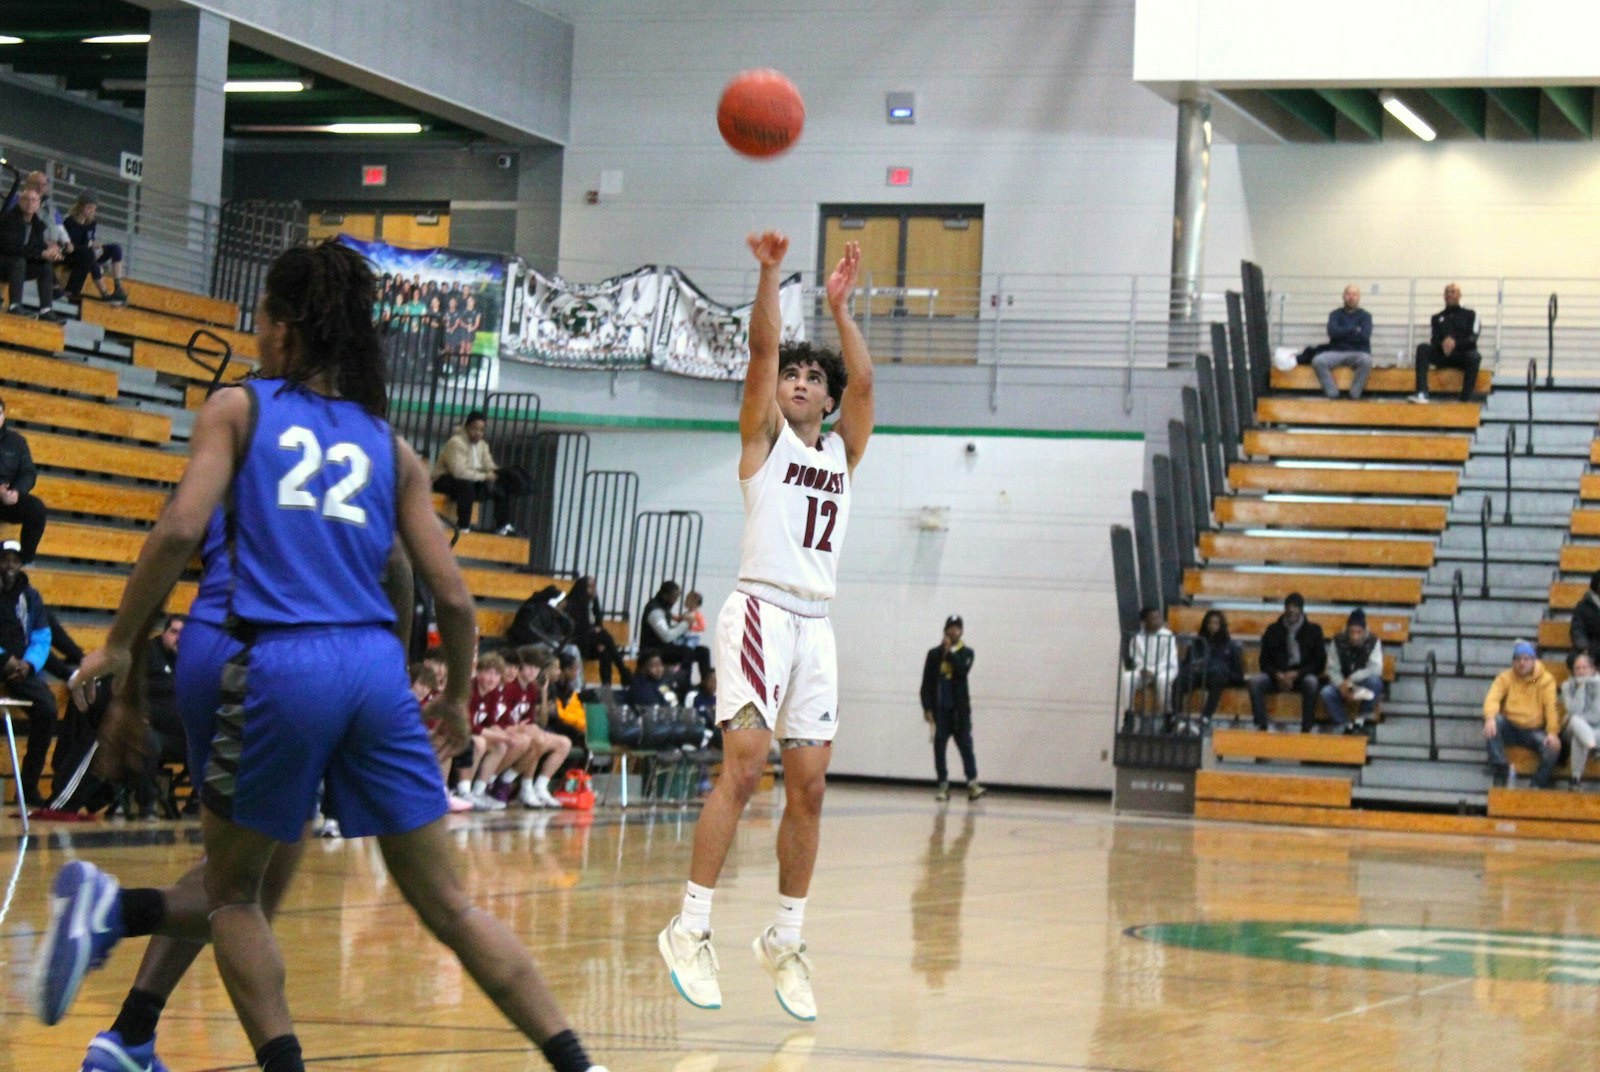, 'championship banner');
650,268,807,381
499,263,659,371
337,235,509,388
